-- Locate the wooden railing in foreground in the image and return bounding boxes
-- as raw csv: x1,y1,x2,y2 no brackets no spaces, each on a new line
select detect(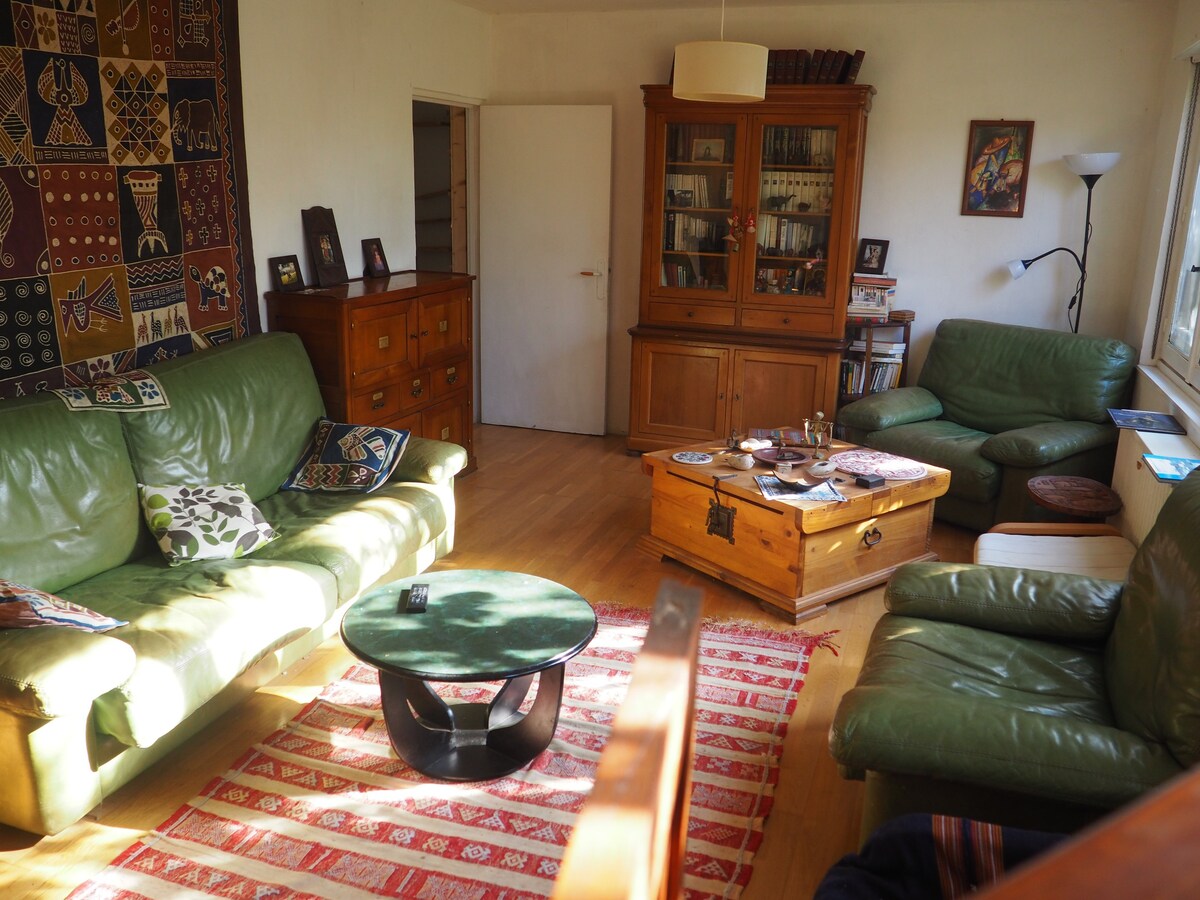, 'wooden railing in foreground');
978,764,1200,898
552,582,704,900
